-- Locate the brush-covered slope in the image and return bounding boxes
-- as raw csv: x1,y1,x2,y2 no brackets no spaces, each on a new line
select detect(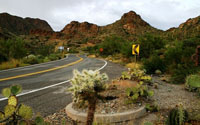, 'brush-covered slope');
0,13,53,35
